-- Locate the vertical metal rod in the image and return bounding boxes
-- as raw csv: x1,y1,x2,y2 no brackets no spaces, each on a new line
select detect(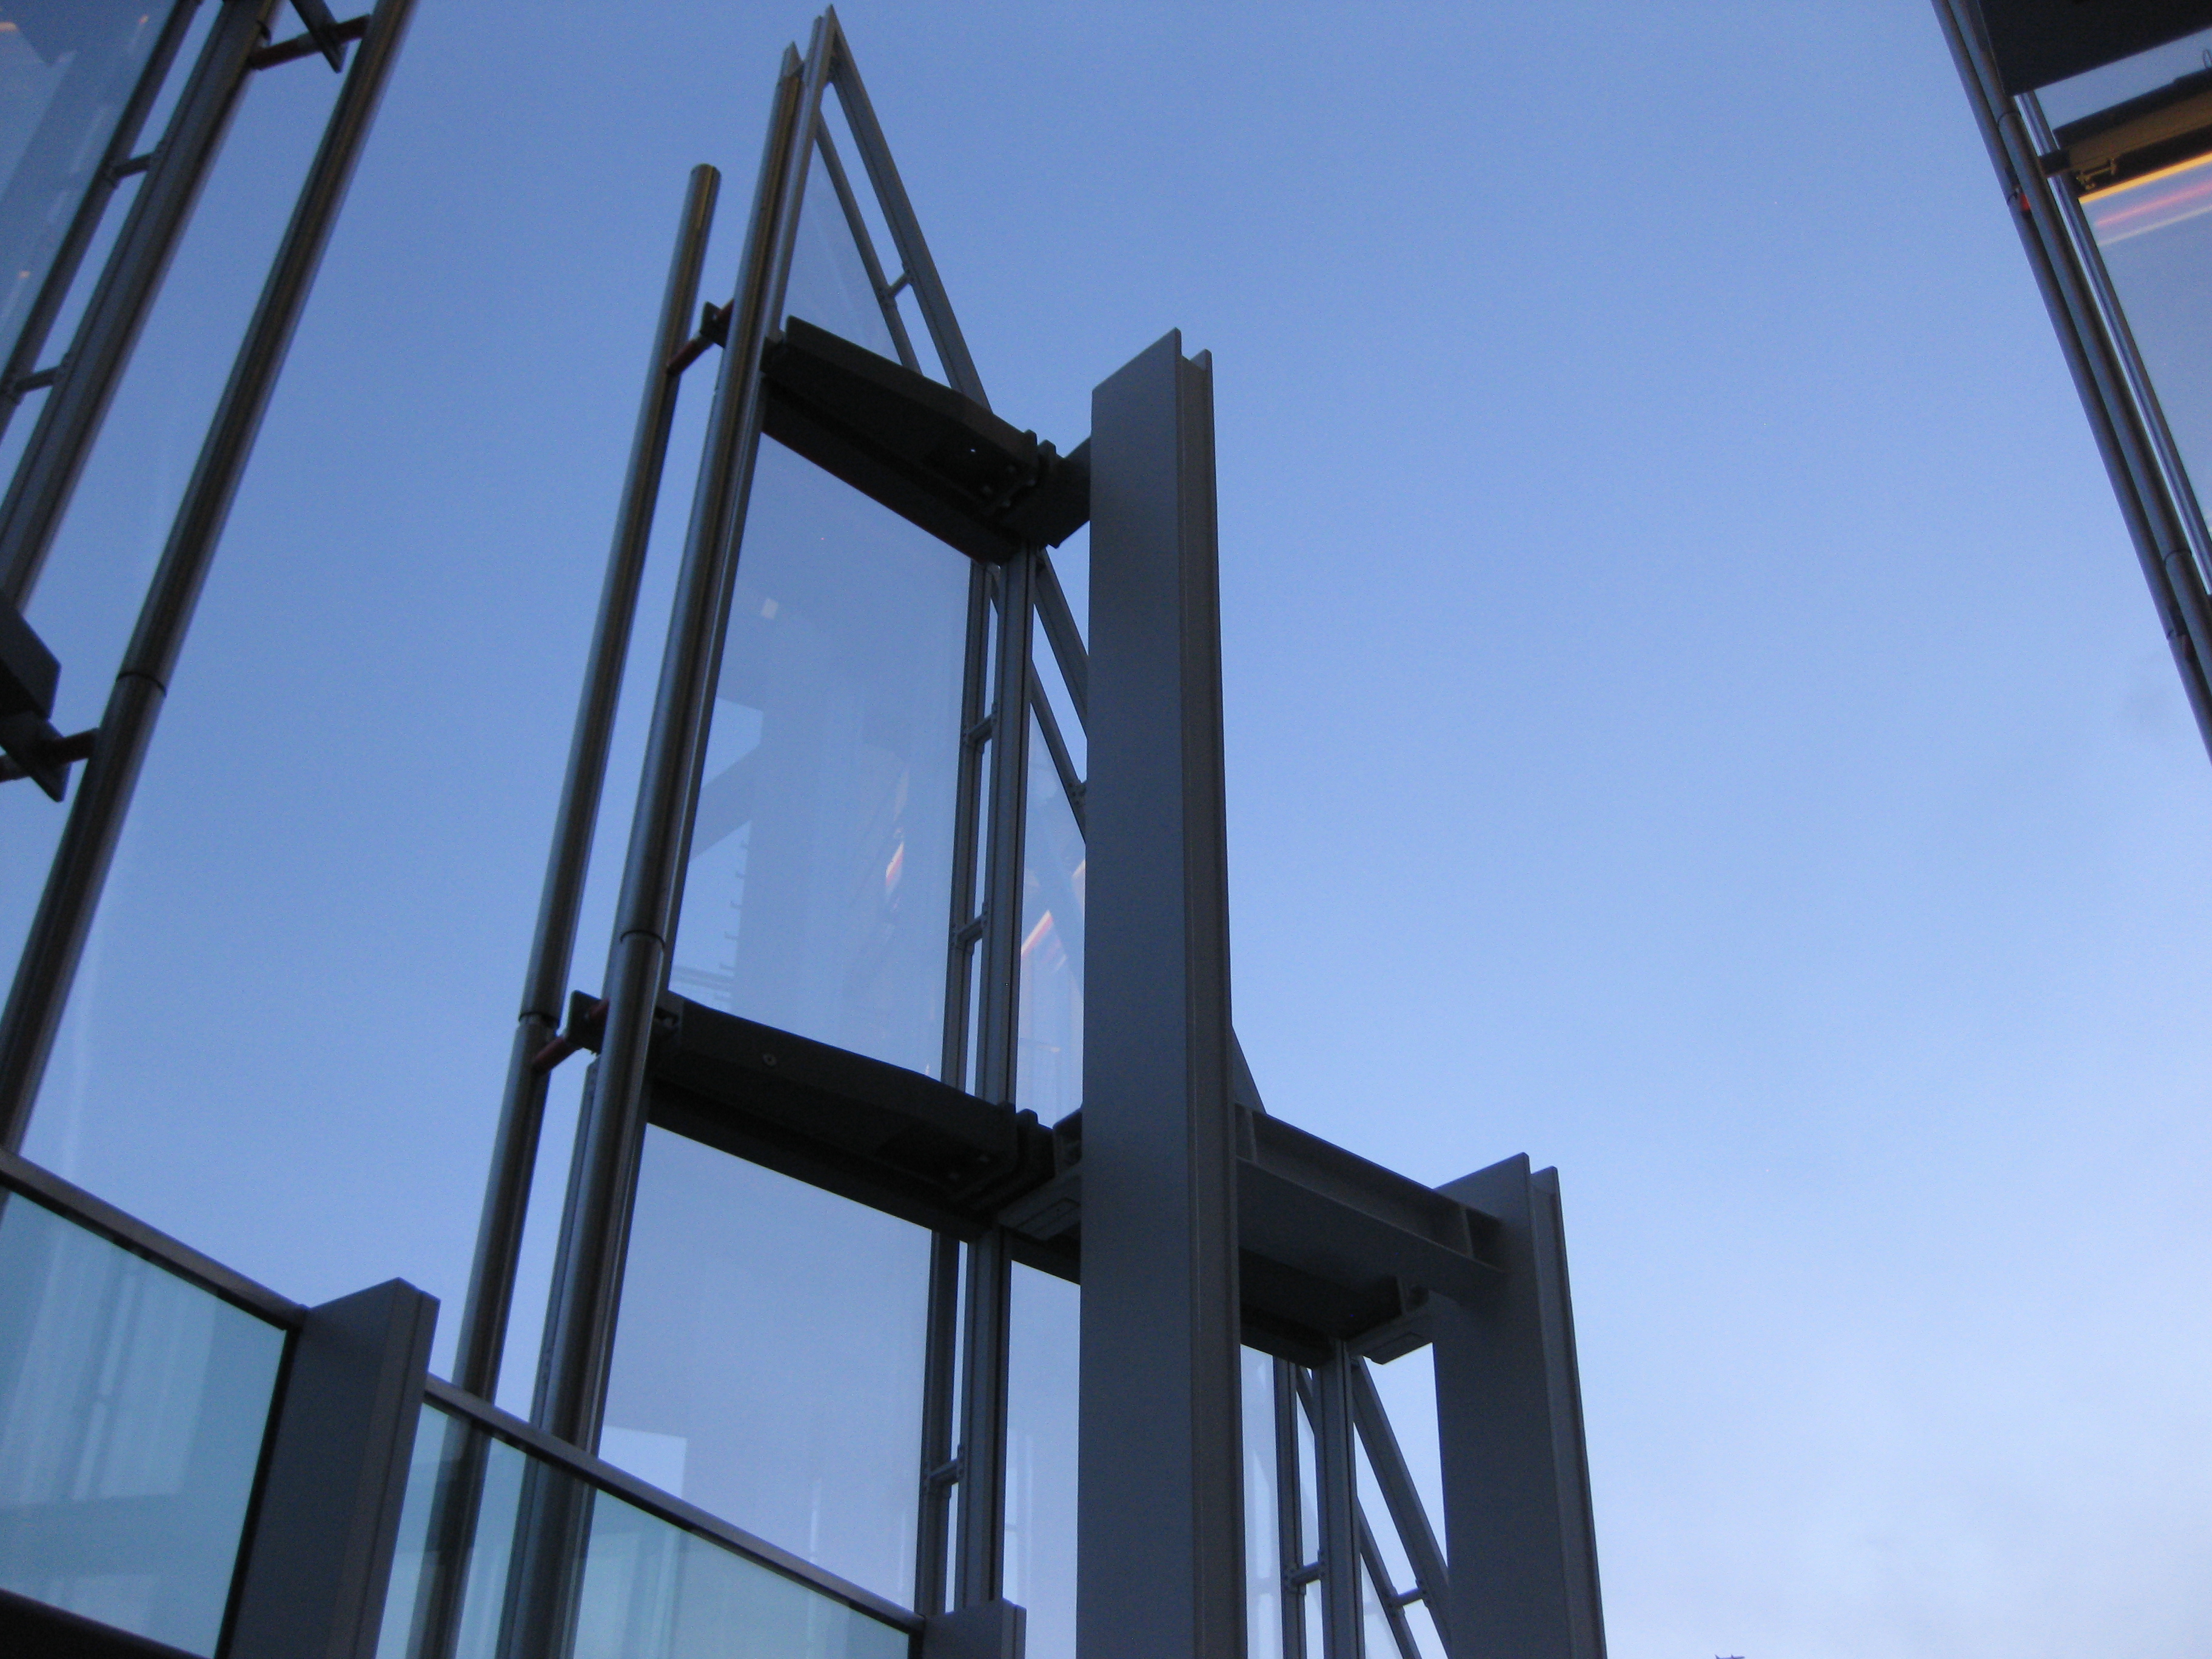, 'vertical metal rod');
1932,0,2212,757
531,36,817,1451
0,0,201,444
940,565,991,1090
0,0,281,610
954,1225,1013,1607
1348,1361,1450,1652
451,162,720,1405
1077,333,1243,1659
1312,1349,1365,1659
913,1231,962,1615
0,0,415,1153
1273,1359,1309,1659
